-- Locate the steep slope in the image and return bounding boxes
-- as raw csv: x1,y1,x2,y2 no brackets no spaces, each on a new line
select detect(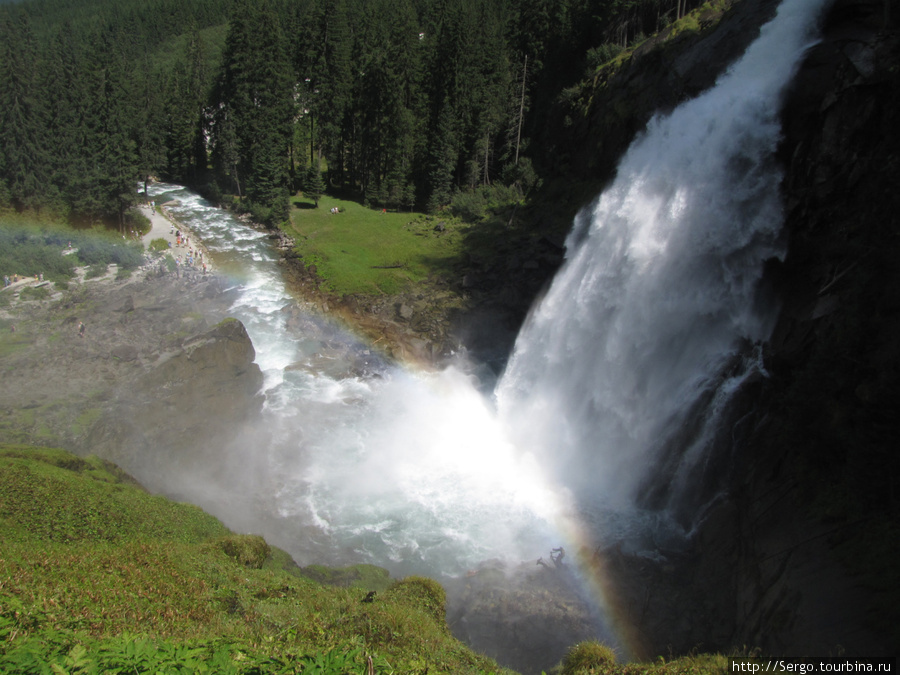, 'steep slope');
0,445,516,673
